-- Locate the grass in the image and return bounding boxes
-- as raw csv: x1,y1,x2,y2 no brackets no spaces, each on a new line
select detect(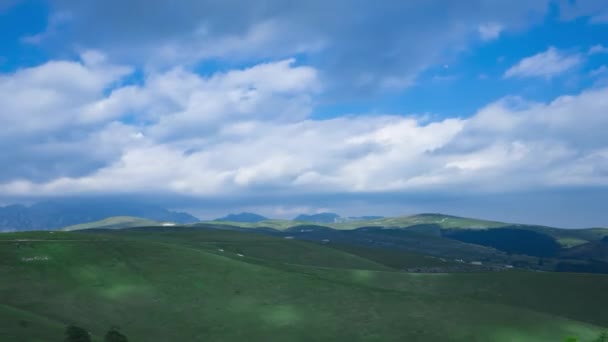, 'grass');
91,227,393,270
323,243,469,269
0,303,81,342
0,229,606,341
